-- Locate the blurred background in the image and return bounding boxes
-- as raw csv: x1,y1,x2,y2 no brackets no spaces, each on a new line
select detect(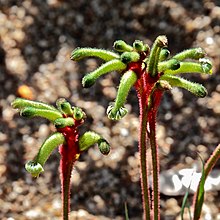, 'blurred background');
0,0,220,219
